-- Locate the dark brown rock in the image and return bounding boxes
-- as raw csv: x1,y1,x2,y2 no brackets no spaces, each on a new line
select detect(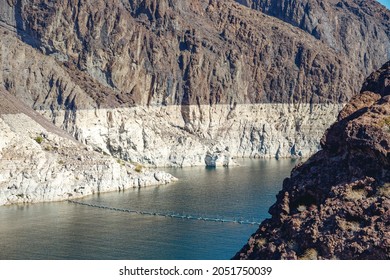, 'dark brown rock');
0,0,376,110
234,61,390,260
237,0,390,78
